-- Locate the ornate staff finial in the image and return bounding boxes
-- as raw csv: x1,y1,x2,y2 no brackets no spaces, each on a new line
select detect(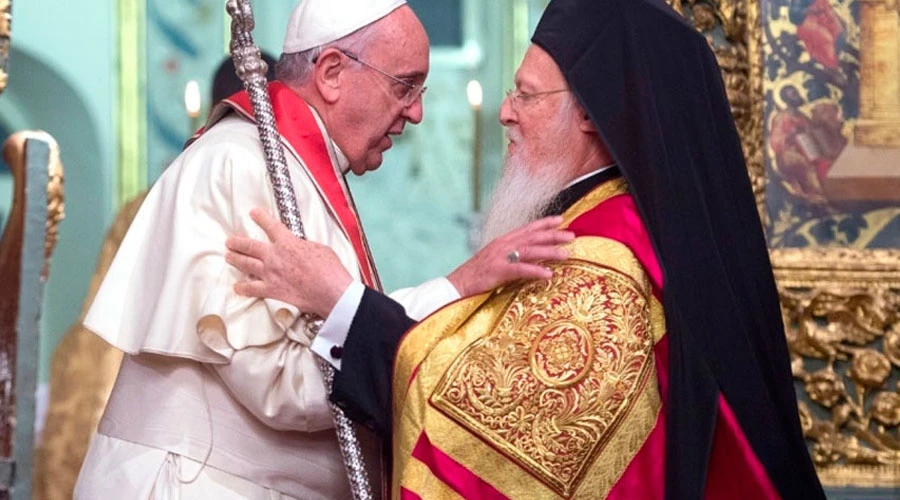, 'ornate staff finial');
226,1,374,498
